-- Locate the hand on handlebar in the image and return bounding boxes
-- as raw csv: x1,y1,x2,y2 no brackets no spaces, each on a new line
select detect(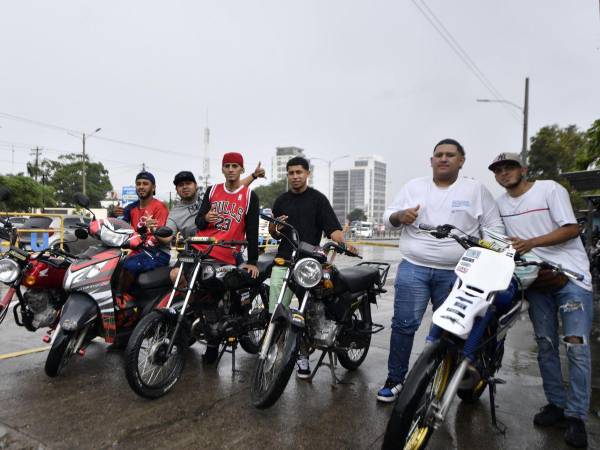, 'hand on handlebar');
273,215,288,235
241,263,259,279
508,236,535,254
